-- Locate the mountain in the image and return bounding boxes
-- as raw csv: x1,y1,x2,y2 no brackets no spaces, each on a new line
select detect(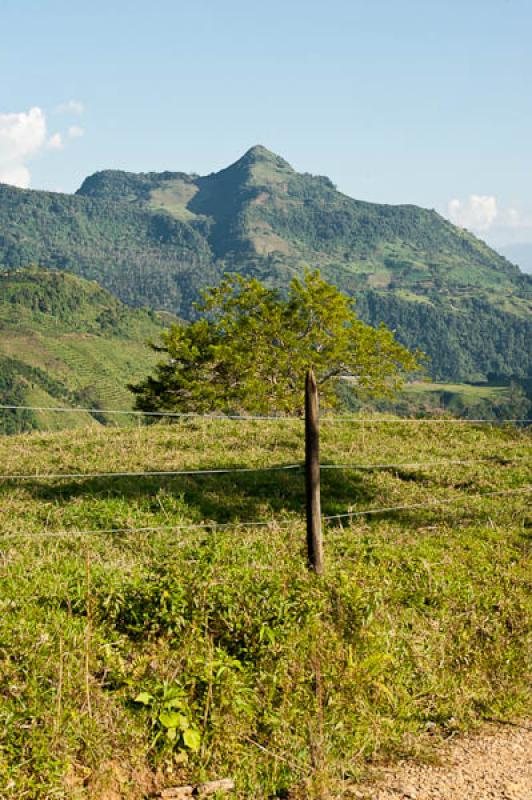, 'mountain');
0,146,530,382
74,145,520,287
0,267,166,433
76,145,521,289
0,180,218,311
